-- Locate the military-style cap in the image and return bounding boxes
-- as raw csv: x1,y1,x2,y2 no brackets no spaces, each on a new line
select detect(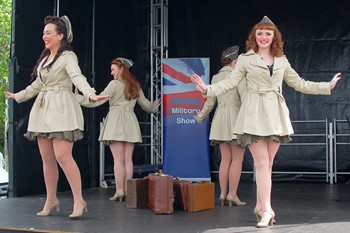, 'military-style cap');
116,57,134,68
60,15,73,43
259,16,275,25
222,45,240,61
